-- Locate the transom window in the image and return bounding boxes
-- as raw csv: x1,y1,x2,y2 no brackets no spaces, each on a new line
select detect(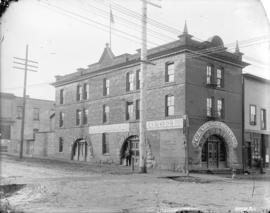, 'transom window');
165,95,174,116
165,62,175,82
250,105,256,125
